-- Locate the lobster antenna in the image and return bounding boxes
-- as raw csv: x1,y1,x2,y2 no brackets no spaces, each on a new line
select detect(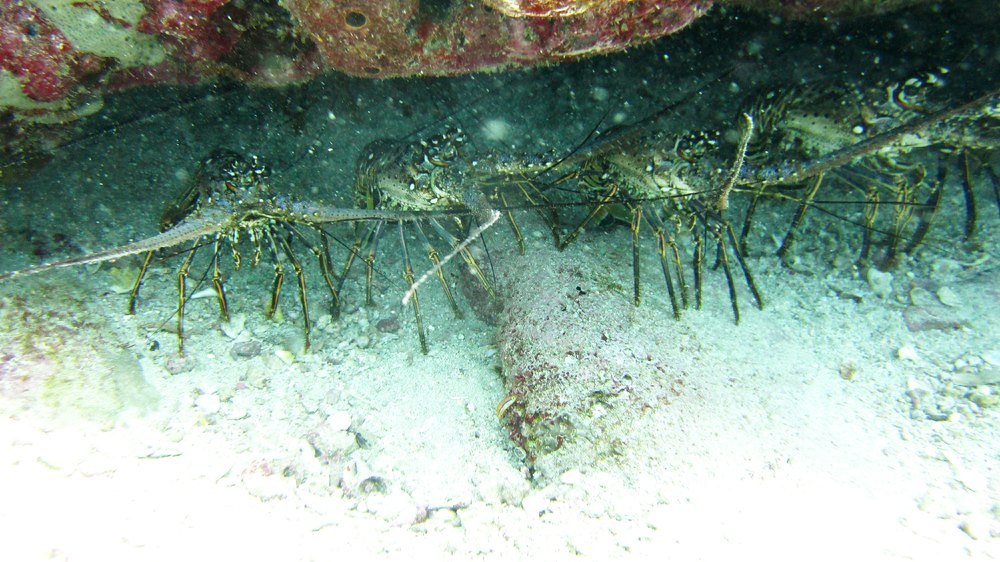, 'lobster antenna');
401,209,501,306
